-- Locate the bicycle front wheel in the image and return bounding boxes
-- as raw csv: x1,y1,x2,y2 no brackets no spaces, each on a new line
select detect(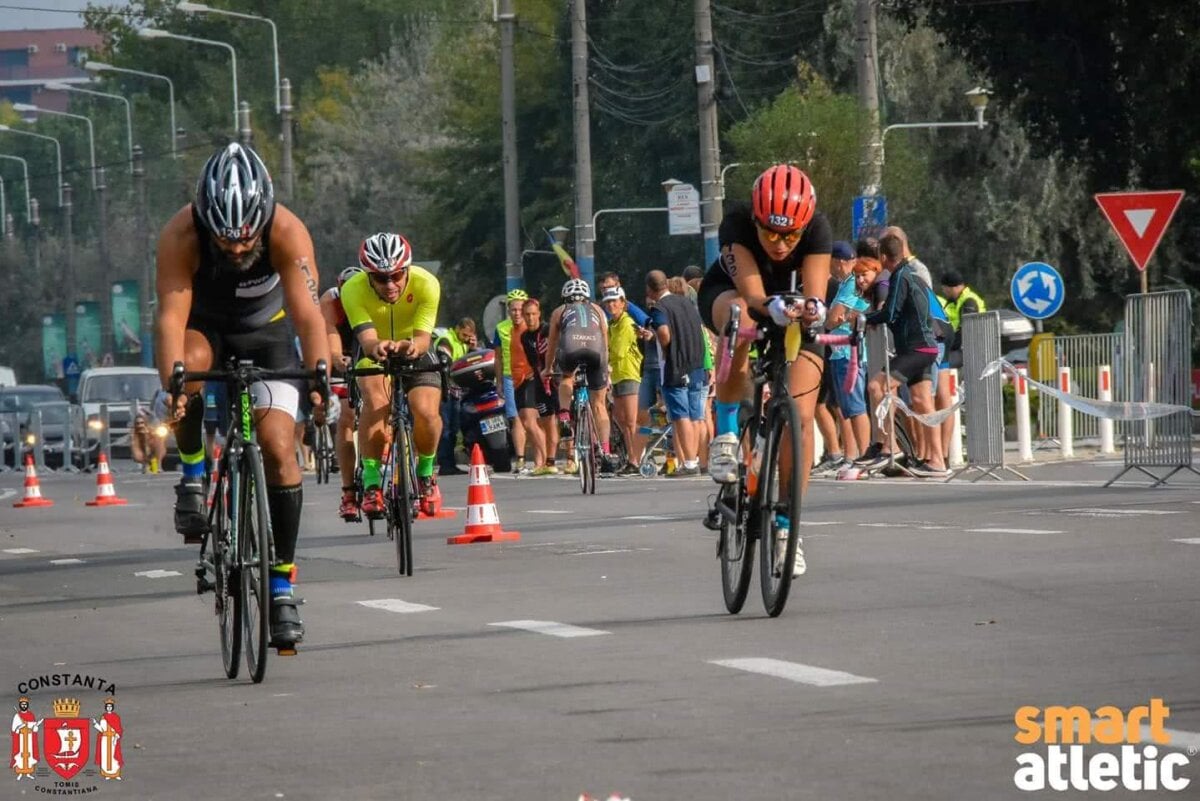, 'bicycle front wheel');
718,478,755,614
211,461,241,678
757,395,804,617
240,443,273,683
315,424,330,484
575,406,596,495
386,427,414,576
